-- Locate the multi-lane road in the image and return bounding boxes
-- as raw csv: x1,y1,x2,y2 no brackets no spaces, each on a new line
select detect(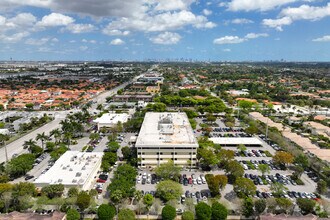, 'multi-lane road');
0,78,136,164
